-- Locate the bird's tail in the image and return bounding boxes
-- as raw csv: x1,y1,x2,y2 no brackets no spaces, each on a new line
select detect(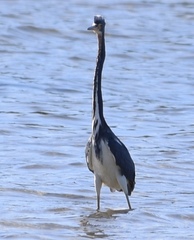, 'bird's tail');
127,180,135,196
